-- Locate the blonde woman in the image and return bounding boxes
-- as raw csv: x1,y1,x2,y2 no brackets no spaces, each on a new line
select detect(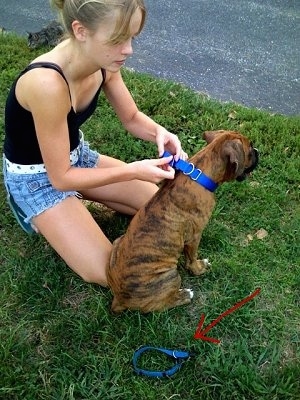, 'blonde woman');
3,0,187,286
